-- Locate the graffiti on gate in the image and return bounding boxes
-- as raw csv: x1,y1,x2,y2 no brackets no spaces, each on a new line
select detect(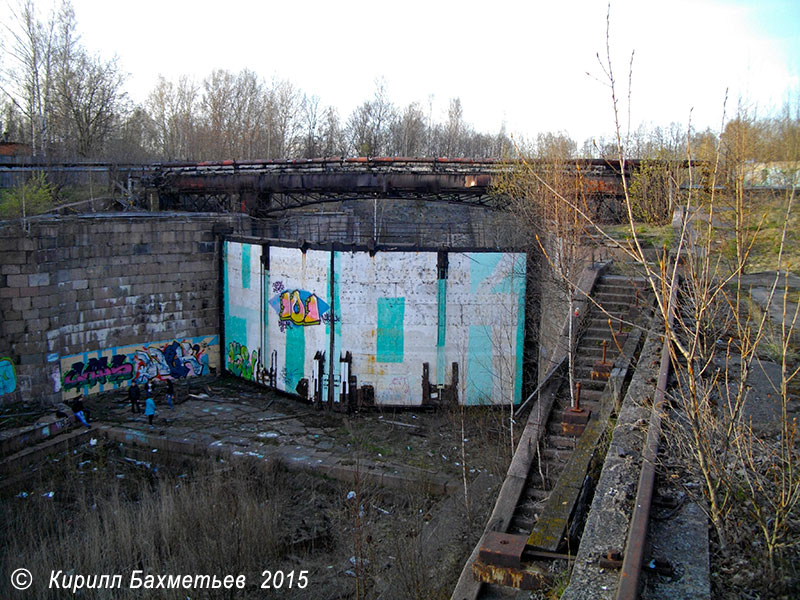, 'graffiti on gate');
63,354,134,390
269,287,330,329
0,357,18,396
227,342,258,380
384,376,410,404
